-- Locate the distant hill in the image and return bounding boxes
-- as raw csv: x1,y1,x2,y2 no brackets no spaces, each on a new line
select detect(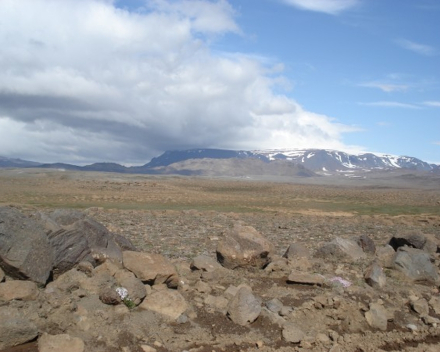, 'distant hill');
1,148,439,176
0,156,41,168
